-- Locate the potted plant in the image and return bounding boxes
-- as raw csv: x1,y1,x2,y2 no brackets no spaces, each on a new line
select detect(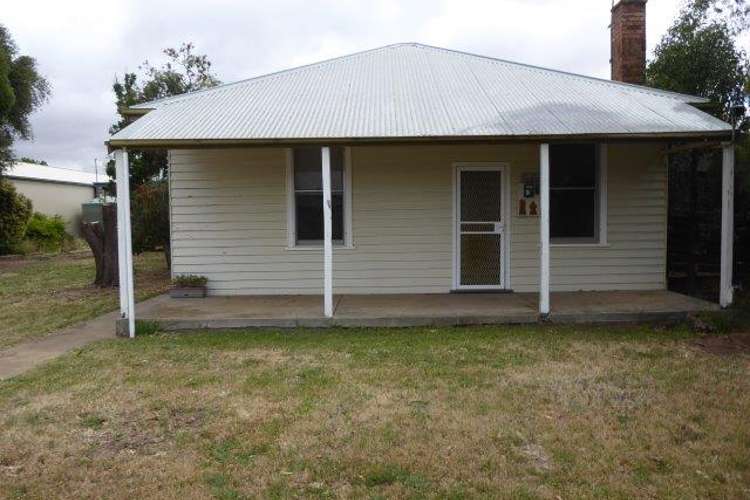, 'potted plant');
170,274,208,298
